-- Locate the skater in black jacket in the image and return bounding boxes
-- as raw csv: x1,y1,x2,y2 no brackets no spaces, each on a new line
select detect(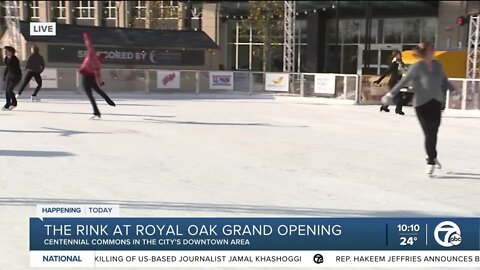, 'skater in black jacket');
17,45,45,102
2,46,22,110
374,50,408,115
